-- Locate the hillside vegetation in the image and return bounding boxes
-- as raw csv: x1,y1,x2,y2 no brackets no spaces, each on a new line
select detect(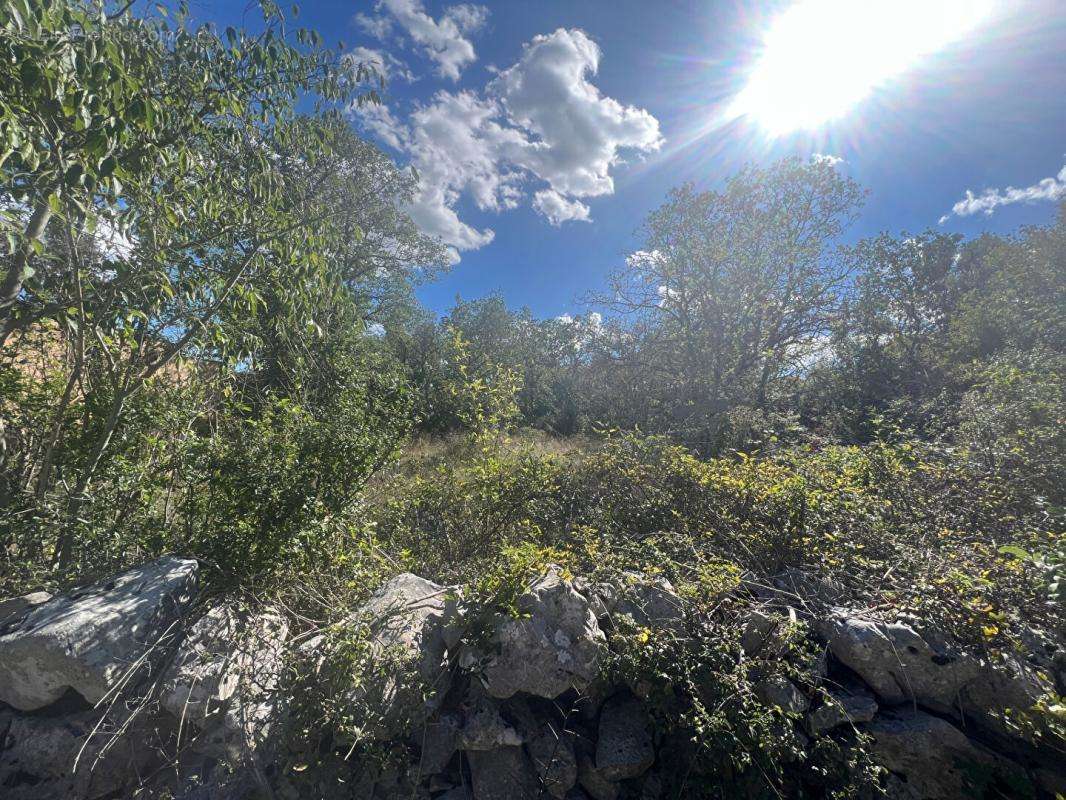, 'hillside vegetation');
0,3,1063,799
